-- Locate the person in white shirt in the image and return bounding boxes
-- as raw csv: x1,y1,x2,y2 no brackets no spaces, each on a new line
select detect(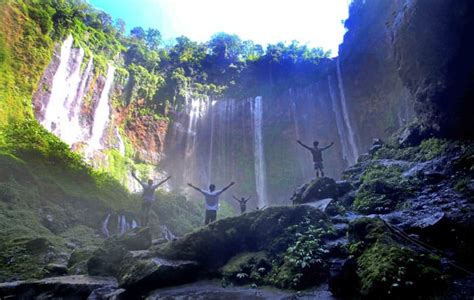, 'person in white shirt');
187,181,235,225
